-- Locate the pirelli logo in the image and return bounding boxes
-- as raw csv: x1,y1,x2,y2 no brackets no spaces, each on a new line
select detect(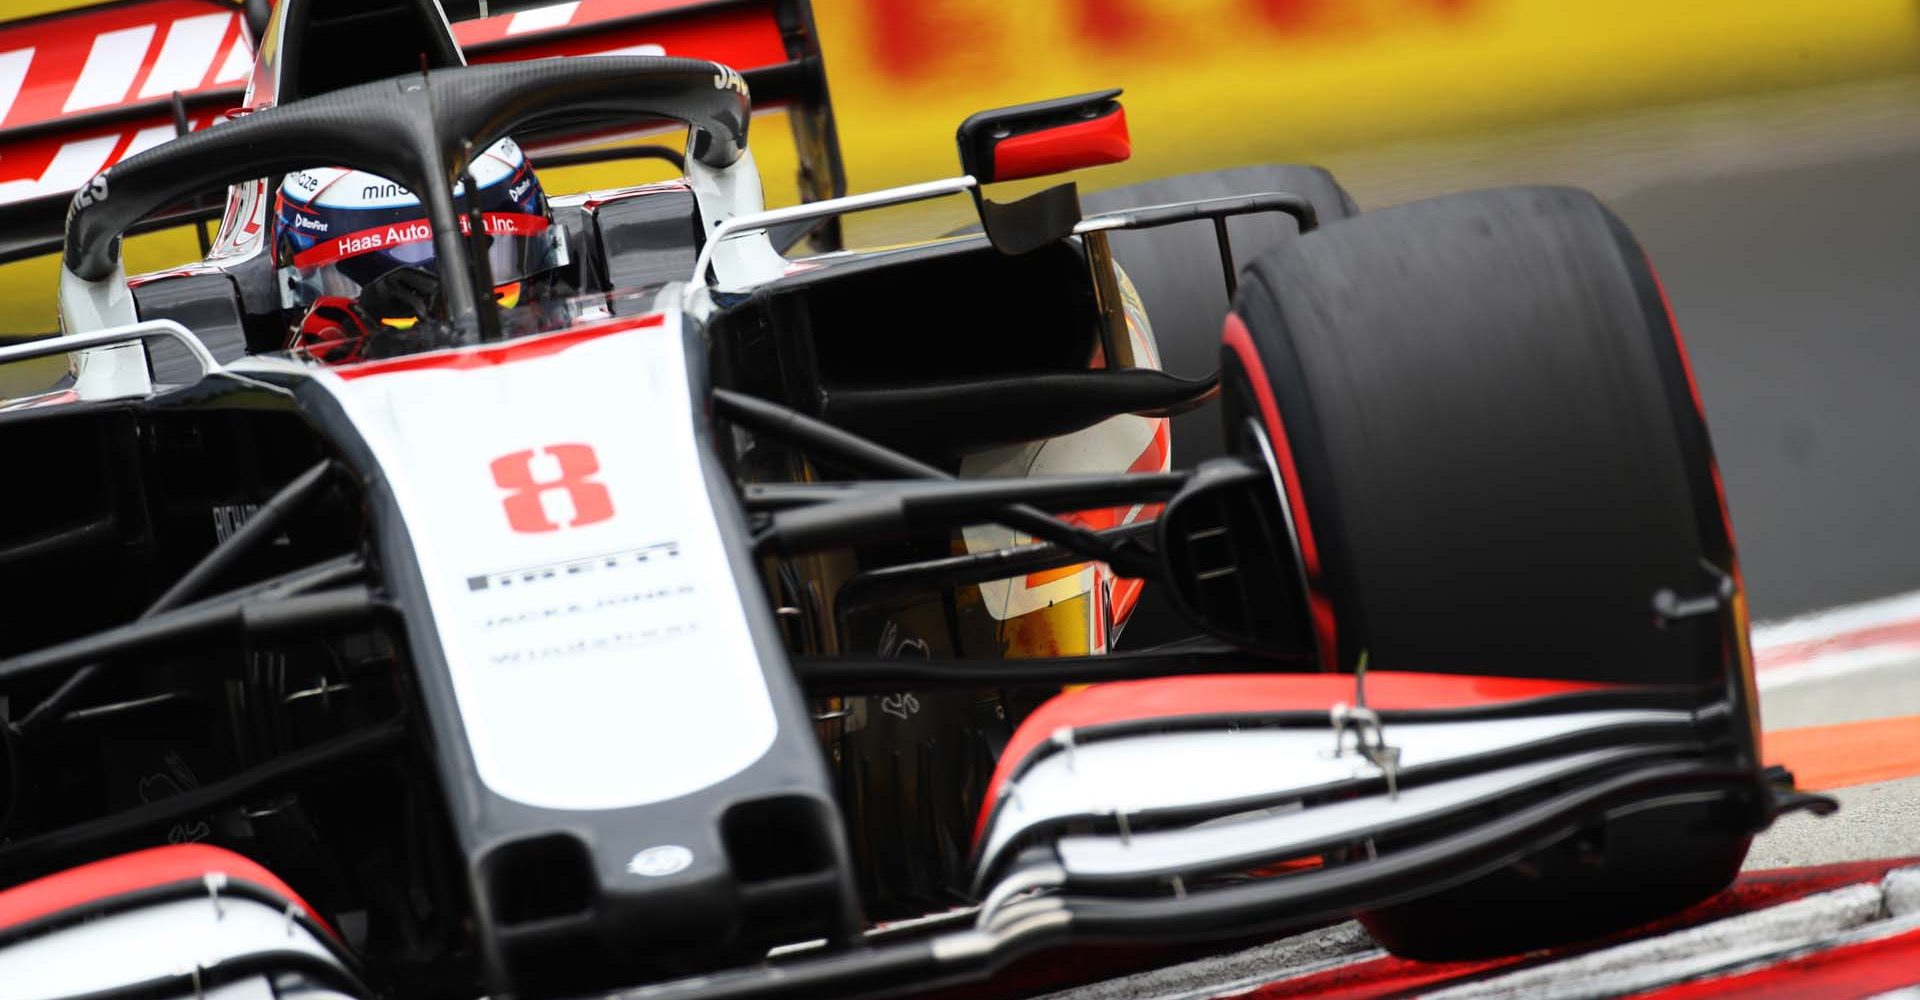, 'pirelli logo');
466,540,681,593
